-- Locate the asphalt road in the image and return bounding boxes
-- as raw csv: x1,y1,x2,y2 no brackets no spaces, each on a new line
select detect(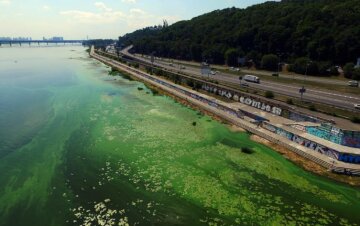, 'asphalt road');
118,47,360,111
